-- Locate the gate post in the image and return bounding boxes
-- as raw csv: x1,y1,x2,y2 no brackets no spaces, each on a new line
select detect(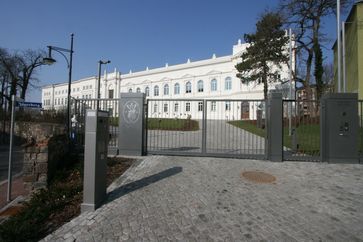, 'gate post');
118,93,146,156
320,93,359,163
267,93,283,162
